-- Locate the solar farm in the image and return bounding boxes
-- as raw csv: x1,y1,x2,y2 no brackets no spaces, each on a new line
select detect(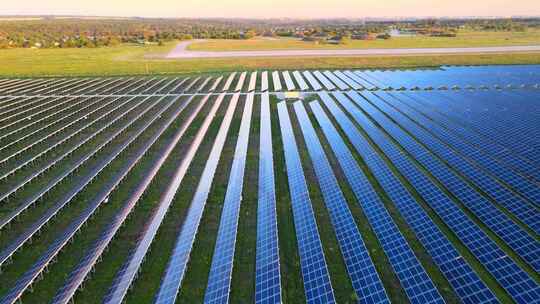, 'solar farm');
0,66,539,304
